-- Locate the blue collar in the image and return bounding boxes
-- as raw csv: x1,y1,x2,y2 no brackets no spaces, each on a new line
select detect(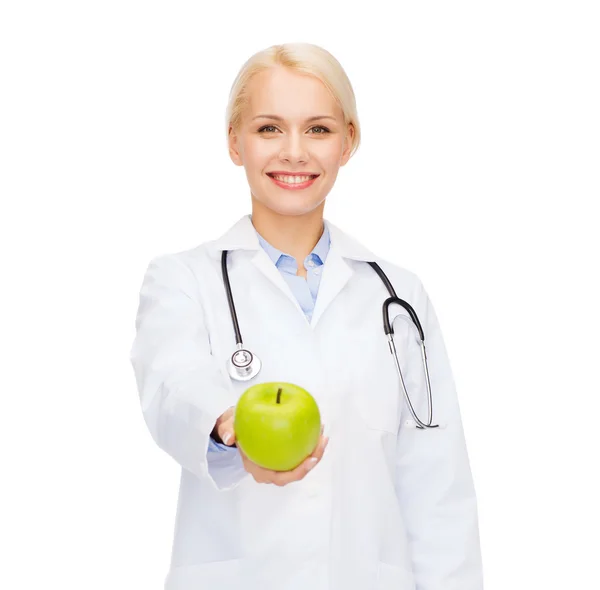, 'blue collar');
253,220,330,267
